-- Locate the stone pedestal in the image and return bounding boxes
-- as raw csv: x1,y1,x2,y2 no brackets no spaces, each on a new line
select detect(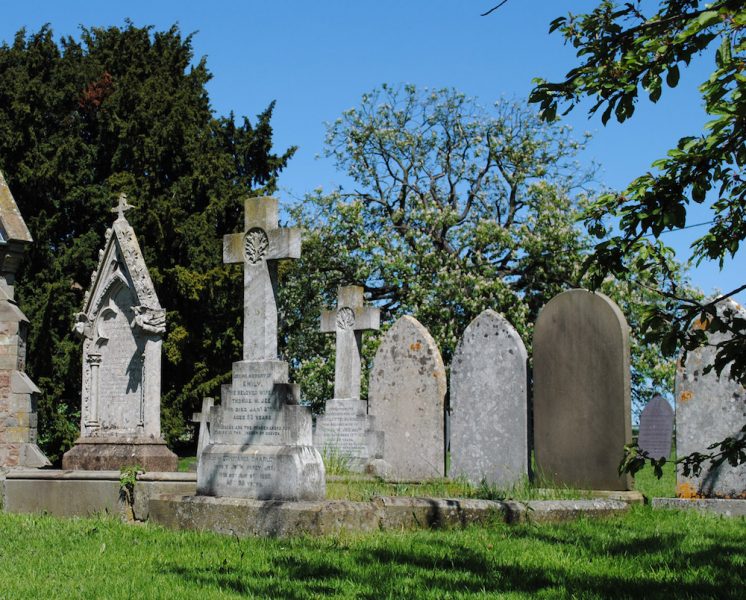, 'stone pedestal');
61,436,177,471
197,360,324,501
